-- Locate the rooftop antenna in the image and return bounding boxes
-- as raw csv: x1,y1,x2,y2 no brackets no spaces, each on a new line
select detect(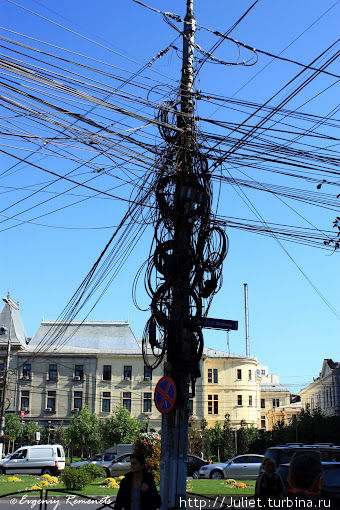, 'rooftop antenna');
244,283,250,357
